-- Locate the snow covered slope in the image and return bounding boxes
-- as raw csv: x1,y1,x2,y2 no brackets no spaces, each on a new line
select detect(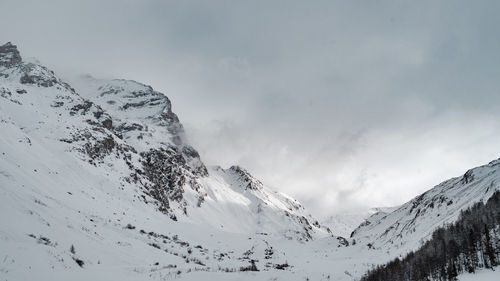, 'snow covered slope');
0,41,327,240
458,268,500,281
322,207,397,238
0,42,349,280
351,159,500,251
